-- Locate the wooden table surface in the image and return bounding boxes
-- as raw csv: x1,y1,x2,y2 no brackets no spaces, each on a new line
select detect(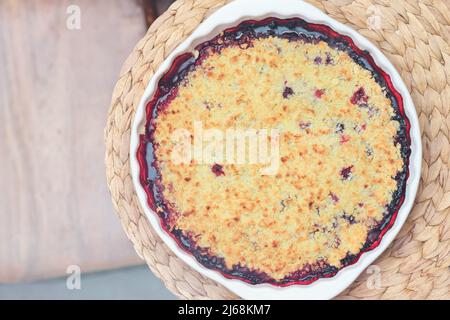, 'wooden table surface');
0,0,171,283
